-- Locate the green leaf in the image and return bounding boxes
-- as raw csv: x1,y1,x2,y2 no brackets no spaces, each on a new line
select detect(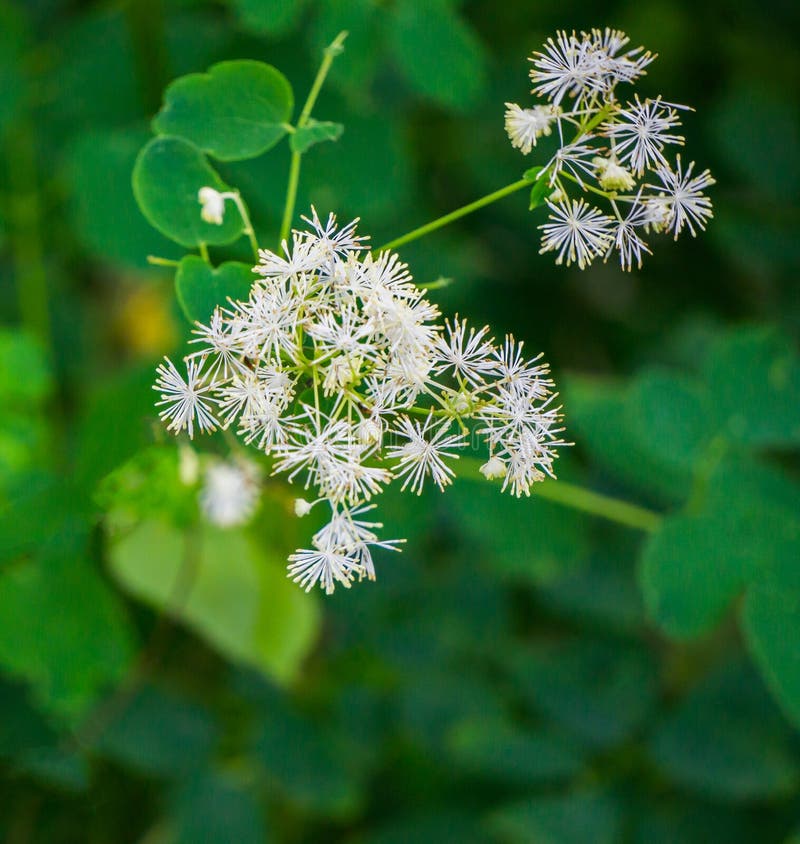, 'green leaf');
229,0,307,37
388,0,487,111
0,1,27,136
290,119,344,154
132,136,245,248
627,369,714,471
525,166,551,210
153,60,293,161
0,555,134,722
488,790,623,844
95,685,218,776
446,718,585,785
508,640,658,749
446,476,588,585
172,771,268,843
175,255,254,324
640,460,800,638
648,660,799,800
703,326,800,447
66,127,183,269
108,520,319,684
0,329,51,408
